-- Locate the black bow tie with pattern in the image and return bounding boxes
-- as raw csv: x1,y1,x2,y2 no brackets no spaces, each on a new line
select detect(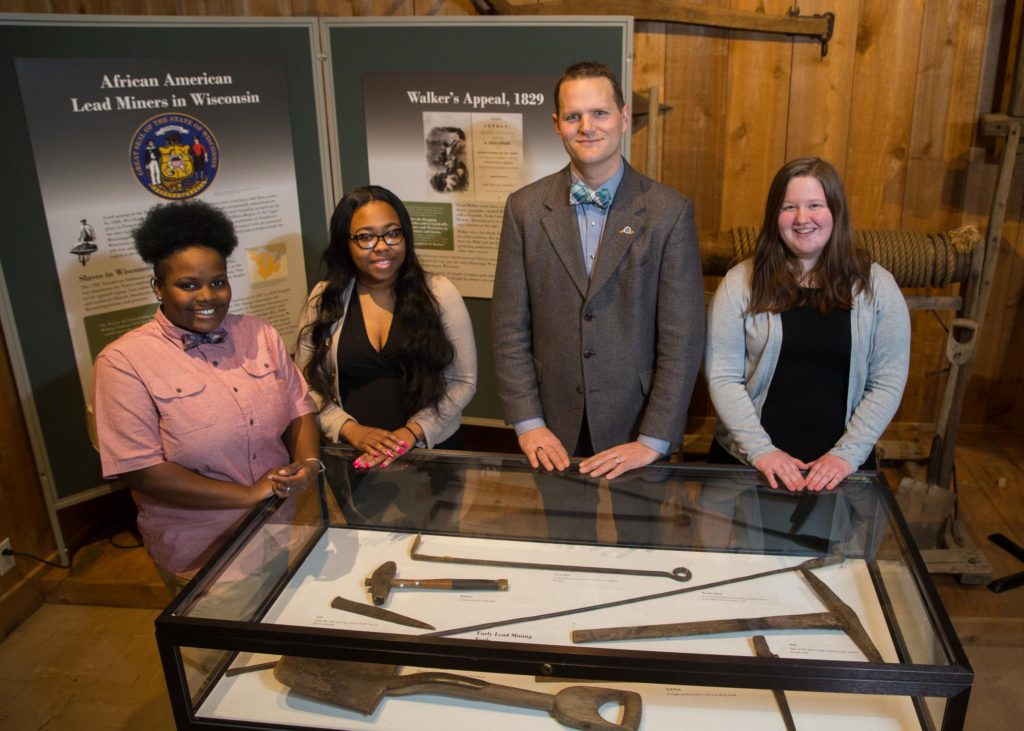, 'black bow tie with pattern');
569,180,611,210
182,328,227,351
